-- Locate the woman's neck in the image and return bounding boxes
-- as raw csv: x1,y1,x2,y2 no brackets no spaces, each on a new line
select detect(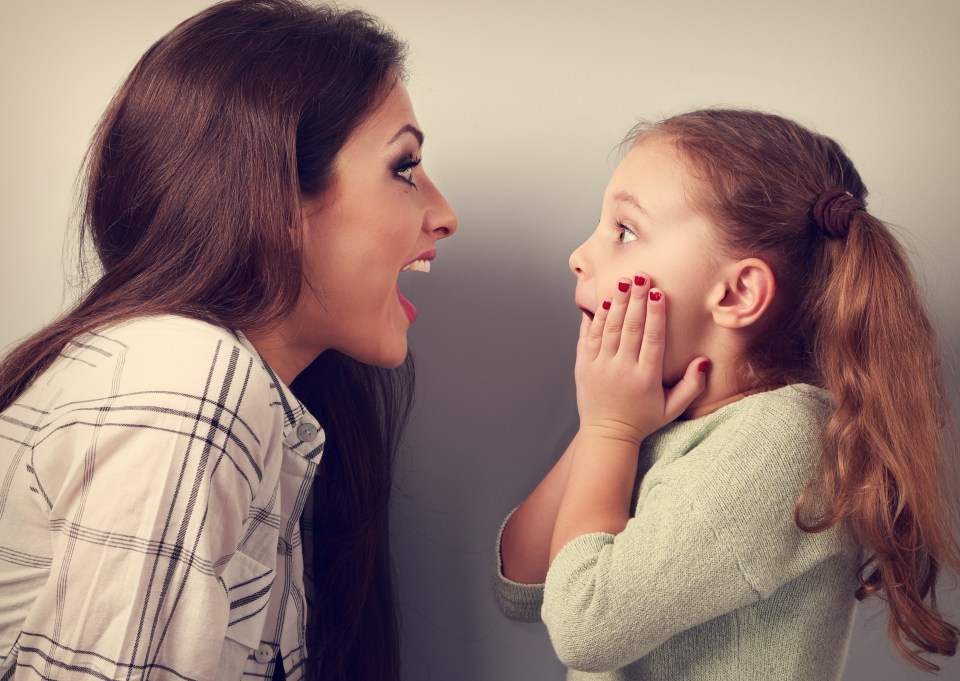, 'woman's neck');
243,321,327,387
